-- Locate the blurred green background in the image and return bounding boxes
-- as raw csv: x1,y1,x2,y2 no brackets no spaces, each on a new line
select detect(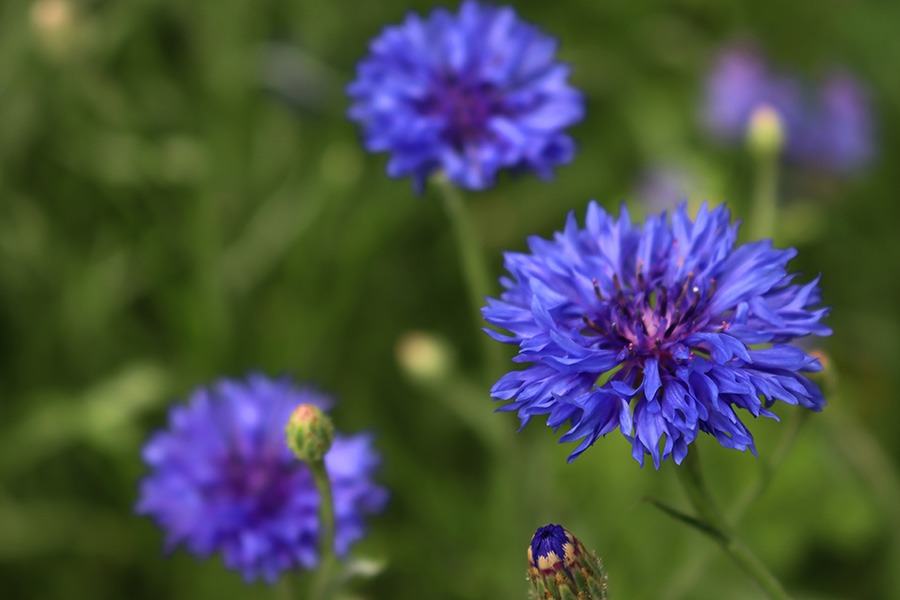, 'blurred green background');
2,0,899,598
